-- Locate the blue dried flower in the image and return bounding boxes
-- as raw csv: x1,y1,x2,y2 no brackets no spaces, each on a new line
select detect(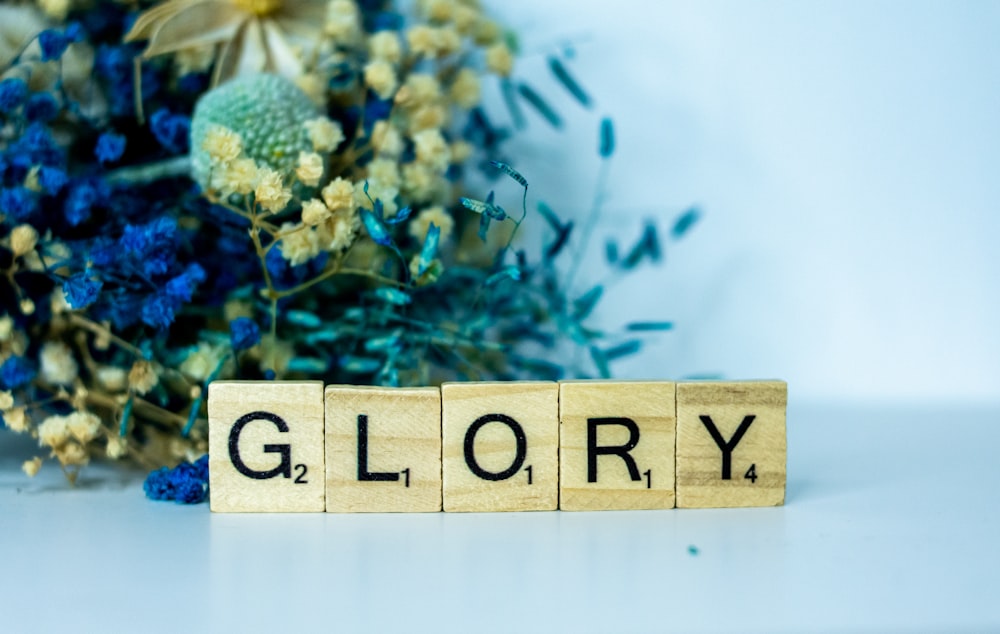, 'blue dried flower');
0,356,36,390
11,123,61,168
63,272,103,309
64,178,108,226
150,108,190,154
165,263,206,302
173,478,207,503
168,463,203,497
95,132,126,164
94,43,157,117
65,22,85,43
37,166,67,194
144,456,209,504
24,93,58,122
178,72,208,94
141,293,177,330
88,237,116,267
120,217,177,276
0,78,28,113
230,317,260,351
38,29,70,62
192,454,209,480
0,187,36,220
143,467,173,500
